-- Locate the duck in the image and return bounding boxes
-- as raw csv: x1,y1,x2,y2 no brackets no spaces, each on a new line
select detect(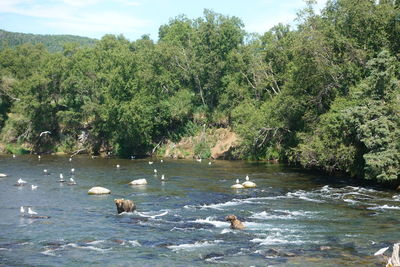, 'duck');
242,175,257,188
231,179,245,189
